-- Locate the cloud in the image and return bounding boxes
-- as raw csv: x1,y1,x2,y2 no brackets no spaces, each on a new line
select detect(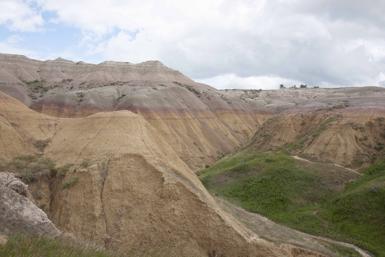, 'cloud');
0,36,34,56
198,74,302,90
0,0,43,31
4,0,385,89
